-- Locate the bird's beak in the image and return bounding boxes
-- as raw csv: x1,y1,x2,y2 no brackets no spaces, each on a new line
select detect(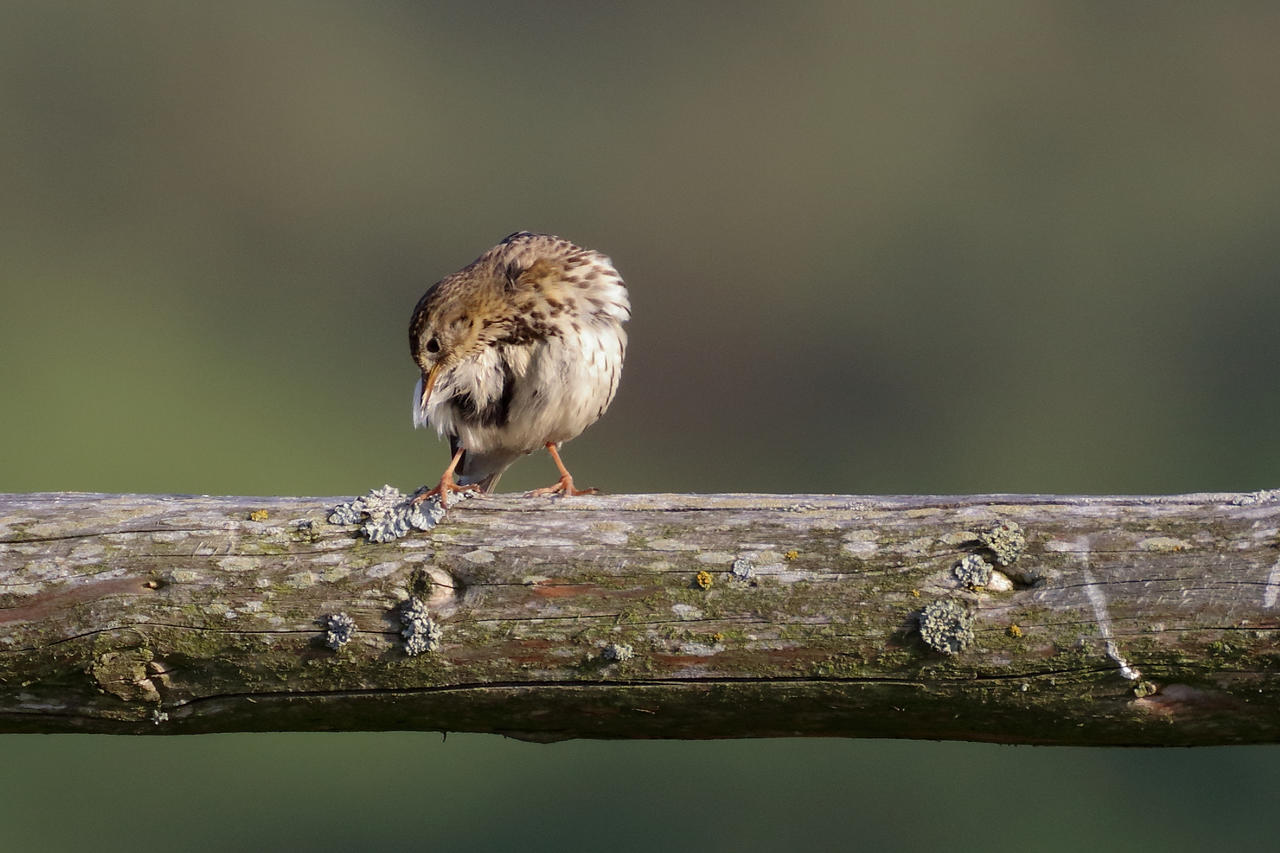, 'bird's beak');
420,364,441,409
413,363,442,428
